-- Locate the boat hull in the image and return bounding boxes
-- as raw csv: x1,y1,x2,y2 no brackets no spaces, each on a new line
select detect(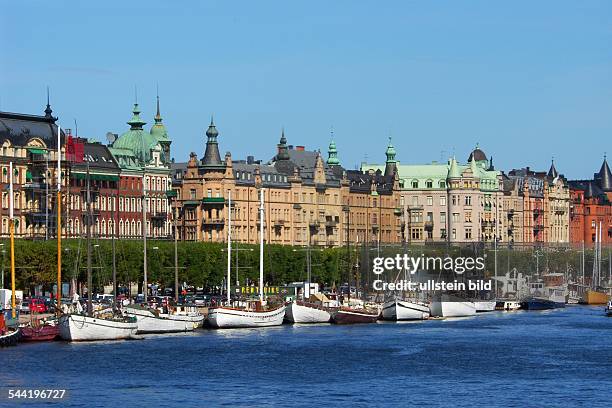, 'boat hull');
581,290,609,305
331,309,379,324
495,301,521,311
207,306,286,328
474,301,497,313
20,324,59,341
285,302,331,323
521,297,564,310
381,300,429,321
124,307,200,333
58,314,138,341
430,295,476,317
0,328,20,347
